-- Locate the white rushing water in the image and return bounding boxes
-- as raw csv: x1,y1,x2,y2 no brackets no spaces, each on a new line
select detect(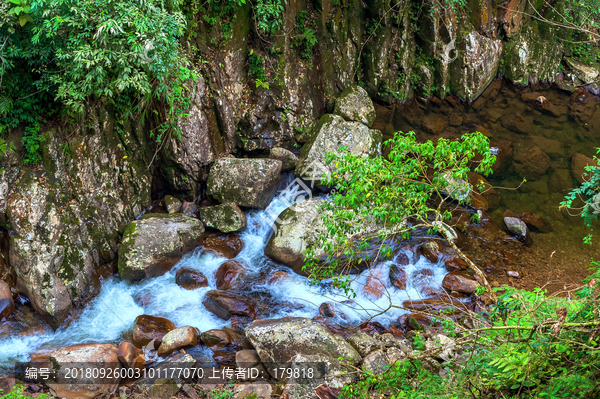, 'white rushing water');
0,175,447,368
